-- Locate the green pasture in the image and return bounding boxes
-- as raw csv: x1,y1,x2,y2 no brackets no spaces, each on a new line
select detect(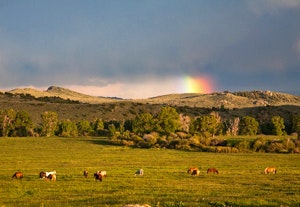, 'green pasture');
0,137,299,207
